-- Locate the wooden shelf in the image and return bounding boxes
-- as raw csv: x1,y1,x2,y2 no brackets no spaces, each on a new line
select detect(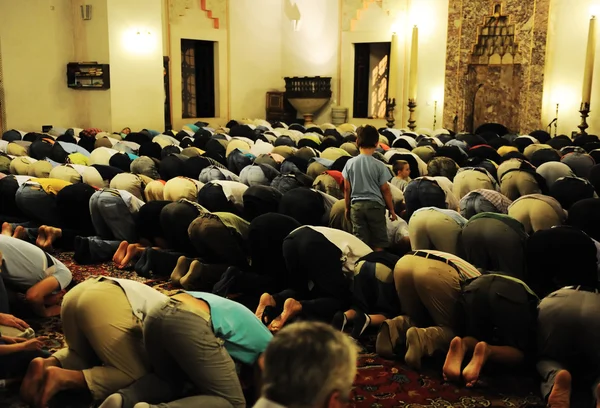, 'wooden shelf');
67,62,110,90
